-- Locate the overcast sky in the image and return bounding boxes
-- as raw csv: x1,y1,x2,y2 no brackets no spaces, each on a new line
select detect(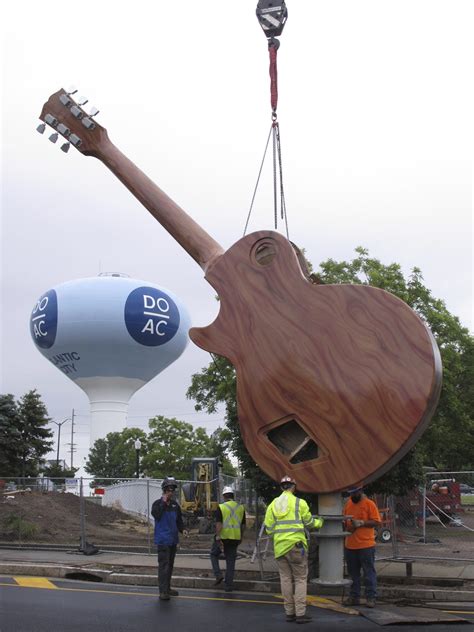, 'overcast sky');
1,0,472,476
